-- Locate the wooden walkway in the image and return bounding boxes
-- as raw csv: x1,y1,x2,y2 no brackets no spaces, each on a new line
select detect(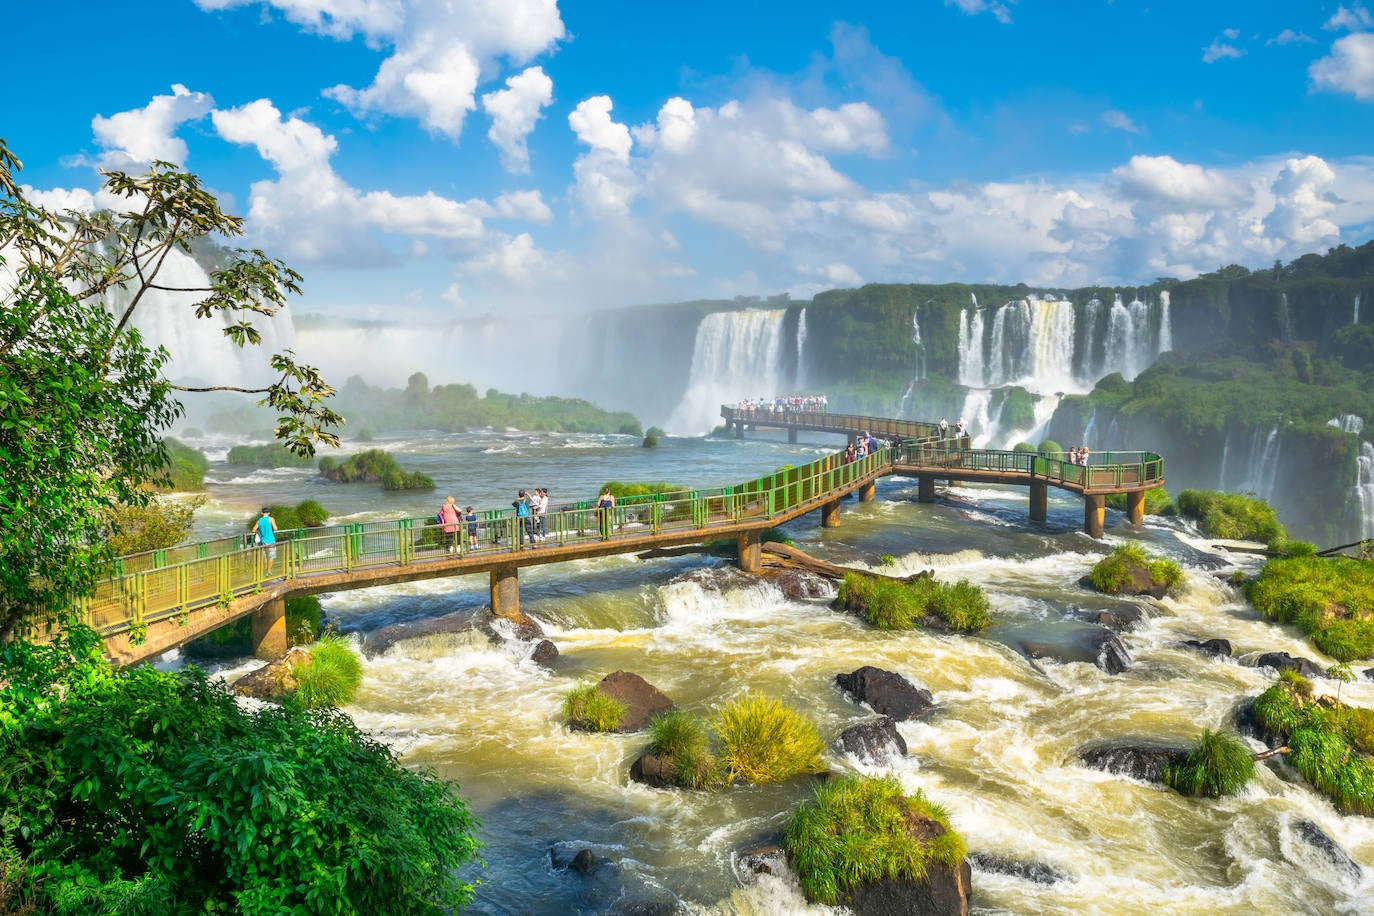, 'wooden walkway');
68,410,1164,666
